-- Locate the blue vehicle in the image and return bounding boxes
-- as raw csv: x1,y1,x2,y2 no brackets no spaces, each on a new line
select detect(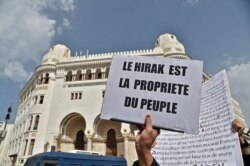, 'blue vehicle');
24,151,127,166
